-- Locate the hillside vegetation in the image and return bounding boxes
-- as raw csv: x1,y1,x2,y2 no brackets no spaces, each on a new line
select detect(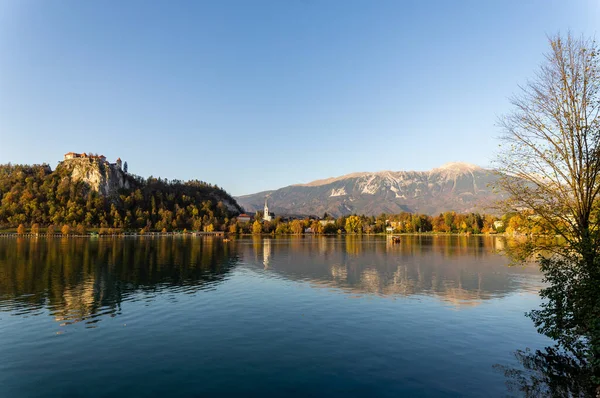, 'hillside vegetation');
0,163,241,231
